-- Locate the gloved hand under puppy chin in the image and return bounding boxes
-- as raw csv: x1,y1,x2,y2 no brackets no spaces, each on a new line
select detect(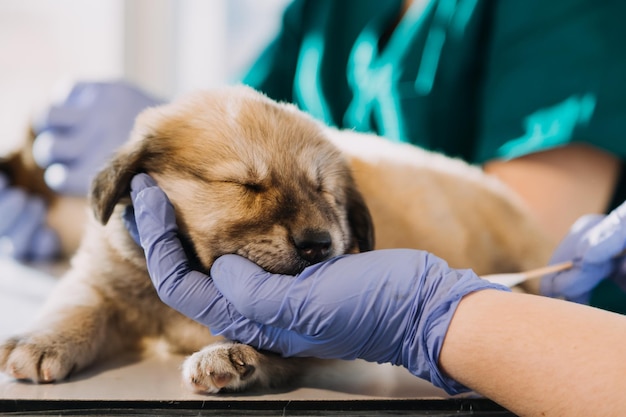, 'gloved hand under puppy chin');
32,80,163,196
